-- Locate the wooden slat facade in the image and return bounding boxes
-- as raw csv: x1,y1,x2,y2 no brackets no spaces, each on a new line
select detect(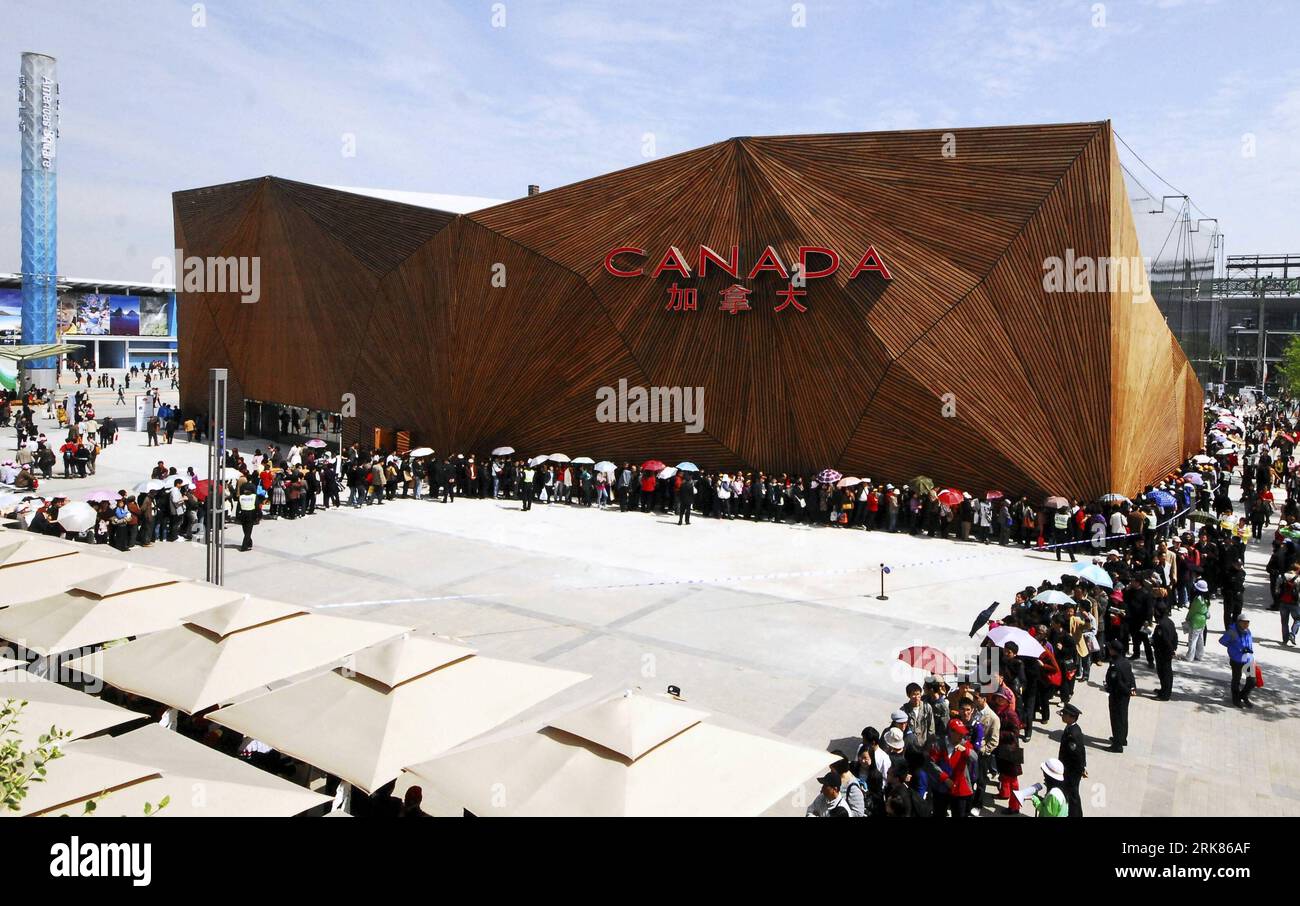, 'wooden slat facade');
174,121,1200,499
